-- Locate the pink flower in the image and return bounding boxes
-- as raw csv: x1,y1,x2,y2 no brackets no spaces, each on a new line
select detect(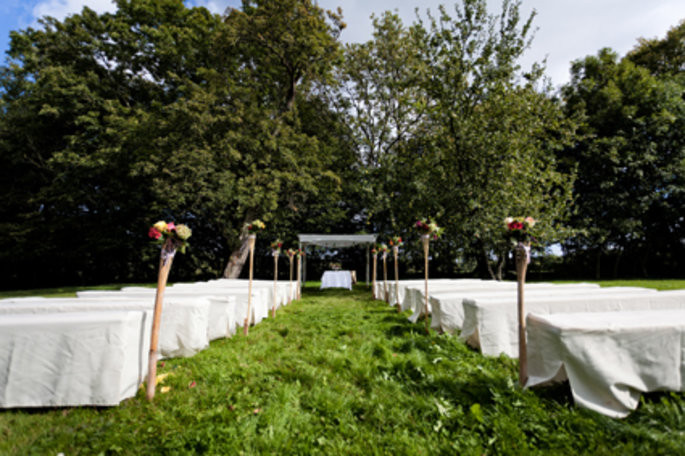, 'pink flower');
167,222,176,231
148,227,162,240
